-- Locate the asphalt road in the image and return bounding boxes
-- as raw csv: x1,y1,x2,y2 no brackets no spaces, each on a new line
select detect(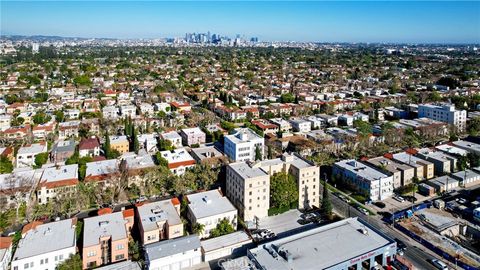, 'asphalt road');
330,194,438,270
